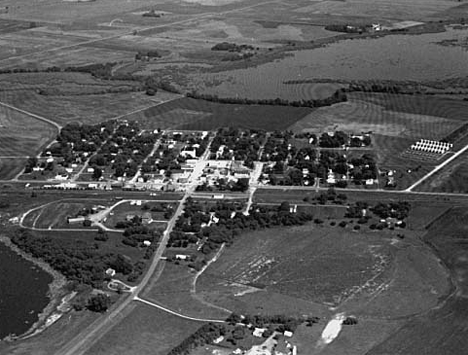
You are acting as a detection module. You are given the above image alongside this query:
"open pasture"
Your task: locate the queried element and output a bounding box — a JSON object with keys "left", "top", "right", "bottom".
{"left": 197, "top": 225, "right": 393, "bottom": 307}
{"left": 85, "top": 303, "right": 202, "bottom": 355}
{"left": 365, "top": 207, "right": 468, "bottom": 355}
{"left": 142, "top": 262, "right": 230, "bottom": 320}
{"left": 0, "top": 105, "right": 56, "bottom": 156}
{"left": 126, "top": 97, "right": 313, "bottom": 130}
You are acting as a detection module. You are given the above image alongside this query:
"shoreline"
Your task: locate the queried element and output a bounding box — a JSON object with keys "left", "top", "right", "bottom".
{"left": 0, "top": 235, "right": 68, "bottom": 342}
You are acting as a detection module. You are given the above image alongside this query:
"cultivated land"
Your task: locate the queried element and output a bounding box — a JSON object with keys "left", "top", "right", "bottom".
{"left": 1, "top": 0, "right": 468, "bottom": 354}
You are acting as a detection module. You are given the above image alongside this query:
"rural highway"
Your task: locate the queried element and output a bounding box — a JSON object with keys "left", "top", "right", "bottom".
{"left": 405, "top": 143, "right": 468, "bottom": 191}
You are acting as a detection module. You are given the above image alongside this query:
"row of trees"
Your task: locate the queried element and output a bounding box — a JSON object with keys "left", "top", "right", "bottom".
{"left": 186, "top": 88, "right": 347, "bottom": 108}
{"left": 168, "top": 199, "right": 313, "bottom": 257}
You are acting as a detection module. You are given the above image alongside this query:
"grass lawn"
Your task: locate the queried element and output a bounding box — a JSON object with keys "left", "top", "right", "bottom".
{"left": 84, "top": 303, "right": 203, "bottom": 355}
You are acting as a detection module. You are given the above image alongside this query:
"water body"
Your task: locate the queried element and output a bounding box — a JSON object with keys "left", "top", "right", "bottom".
{"left": 0, "top": 242, "right": 52, "bottom": 339}
{"left": 193, "top": 27, "right": 468, "bottom": 100}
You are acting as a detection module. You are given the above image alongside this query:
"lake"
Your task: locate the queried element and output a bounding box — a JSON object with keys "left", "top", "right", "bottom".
{"left": 191, "top": 27, "right": 468, "bottom": 100}
{"left": 0, "top": 241, "right": 52, "bottom": 339}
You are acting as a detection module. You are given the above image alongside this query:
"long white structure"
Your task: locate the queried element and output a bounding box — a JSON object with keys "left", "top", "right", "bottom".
{"left": 410, "top": 139, "right": 453, "bottom": 154}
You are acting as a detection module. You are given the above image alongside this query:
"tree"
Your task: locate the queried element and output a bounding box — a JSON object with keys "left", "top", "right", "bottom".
{"left": 279, "top": 201, "right": 290, "bottom": 212}
{"left": 92, "top": 167, "right": 102, "bottom": 180}
{"left": 87, "top": 294, "right": 111, "bottom": 312}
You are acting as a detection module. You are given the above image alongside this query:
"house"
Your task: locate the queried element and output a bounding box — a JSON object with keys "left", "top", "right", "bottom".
{"left": 175, "top": 254, "right": 188, "bottom": 260}
{"left": 365, "top": 178, "right": 375, "bottom": 185}
{"left": 87, "top": 167, "right": 94, "bottom": 173}
{"left": 283, "top": 330, "right": 293, "bottom": 338}
{"left": 180, "top": 149, "right": 197, "bottom": 159}
{"left": 143, "top": 240, "right": 152, "bottom": 247}
{"left": 253, "top": 328, "right": 266, "bottom": 337}
{"left": 105, "top": 268, "right": 116, "bottom": 277}
{"left": 142, "top": 212, "right": 152, "bottom": 224}
{"left": 213, "top": 336, "right": 224, "bottom": 344}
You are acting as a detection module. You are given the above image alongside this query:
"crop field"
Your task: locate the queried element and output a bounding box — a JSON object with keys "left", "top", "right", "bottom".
{"left": 0, "top": 90, "right": 164, "bottom": 126}
{"left": 85, "top": 303, "right": 202, "bottom": 355}
{"left": 126, "top": 97, "right": 313, "bottom": 130}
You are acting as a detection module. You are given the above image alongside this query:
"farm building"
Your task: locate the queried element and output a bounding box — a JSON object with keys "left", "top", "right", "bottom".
{"left": 67, "top": 216, "right": 85, "bottom": 224}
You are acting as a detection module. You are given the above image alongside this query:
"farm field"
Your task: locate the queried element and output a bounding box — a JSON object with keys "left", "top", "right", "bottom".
{"left": 84, "top": 303, "right": 203, "bottom": 355}
{"left": 125, "top": 97, "right": 313, "bottom": 130}
{"left": 0, "top": 158, "right": 26, "bottom": 180}
{"left": 0, "top": 105, "right": 56, "bottom": 156}
{"left": 0, "top": 90, "right": 172, "bottom": 126}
